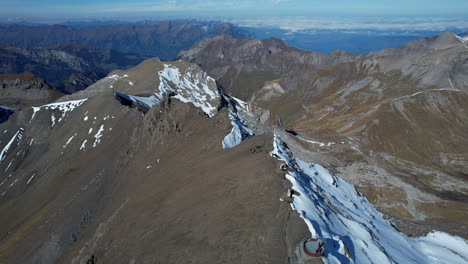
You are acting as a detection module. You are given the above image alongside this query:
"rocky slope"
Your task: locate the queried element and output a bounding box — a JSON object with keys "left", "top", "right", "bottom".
{"left": 0, "top": 54, "right": 466, "bottom": 264}
{"left": 180, "top": 32, "right": 468, "bottom": 237}
{"left": 0, "top": 22, "right": 250, "bottom": 61}
{"left": 179, "top": 34, "right": 356, "bottom": 100}
{"left": 0, "top": 58, "right": 310, "bottom": 263}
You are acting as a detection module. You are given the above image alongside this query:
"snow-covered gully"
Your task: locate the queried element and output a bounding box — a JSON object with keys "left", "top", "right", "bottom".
{"left": 221, "top": 96, "right": 254, "bottom": 149}
{"left": 271, "top": 135, "right": 468, "bottom": 264}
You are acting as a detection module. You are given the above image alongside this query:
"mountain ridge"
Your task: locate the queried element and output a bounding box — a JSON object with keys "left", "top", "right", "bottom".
{"left": 0, "top": 30, "right": 467, "bottom": 263}
{"left": 179, "top": 31, "right": 468, "bottom": 237}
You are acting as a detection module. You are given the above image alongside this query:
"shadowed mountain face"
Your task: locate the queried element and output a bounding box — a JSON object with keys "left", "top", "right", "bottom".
{"left": 180, "top": 32, "right": 468, "bottom": 236}
{"left": 0, "top": 43, "right": 150, "bottom": 95}
{"left": 0, "top": 22, "right": 251, "bottom": 61}
{"left": 0, "top": 72, "right": 63, "bottom": 119}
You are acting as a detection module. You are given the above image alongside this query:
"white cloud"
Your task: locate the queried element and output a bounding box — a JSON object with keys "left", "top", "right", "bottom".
{"left": 226, "top": 16, "right": 468, "bottom": 32}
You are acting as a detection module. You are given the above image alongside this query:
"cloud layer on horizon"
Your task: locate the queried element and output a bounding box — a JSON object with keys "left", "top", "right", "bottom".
{"left": 227, "top": 16, "right": 468, "bottom": 32}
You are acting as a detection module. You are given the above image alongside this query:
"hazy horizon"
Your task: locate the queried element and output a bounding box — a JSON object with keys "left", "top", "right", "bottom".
{"left": 2, "top": 0, "right": 468, "bottom": 19}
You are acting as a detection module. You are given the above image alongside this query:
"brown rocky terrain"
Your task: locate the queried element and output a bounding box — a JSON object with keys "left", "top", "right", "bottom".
{"left": 178, "top": 34, "right": 356, "bottom": 100}
{"left": 180, "top": 32, "right": 468, "bottom": 238}
{"left": 0, "top": 32, "right": 467, "bottom": 264}
{"left": 0, "top": 59, "right": 308, "bottom": 263}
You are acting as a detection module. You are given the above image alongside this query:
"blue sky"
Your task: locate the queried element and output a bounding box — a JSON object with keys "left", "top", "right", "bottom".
{"left": 2, "top": 0, "right": 468, "bottom": 18}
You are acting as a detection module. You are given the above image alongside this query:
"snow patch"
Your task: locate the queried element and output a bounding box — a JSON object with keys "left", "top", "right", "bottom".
{"left": 114, "top": 64, "right": 220, "bottom": 117}
{"left": 115, "top": 93, "right": 161, "bottom": 109}
{"left": 63, "top": 133, "right": 77, "bottom": 148}
{"left": 5, "top": 159, "right": 13, "bottom": 172}
{"left": 8, "top": 178, "right": 18, "bottom": 188}
{"left": 298, "top": 136, "right": 326, "bottom": 147}
{"left": 30, "top": 99, "right": 88, "bottom": 124}
{"left": 159, "top": 64, "right": 219, "bottom": 117}
{"left": 222, "top": 99, "right": 254, "bottom": 149}
{"left": 51, "top": 113, "right": 56, "bottom": 127}
{"left": 107, "top": 74, "right": 130, "bottom": 88}
{"left": 272, "top": 135, "right": 468, "bottom": 264}
{"left": 455, "top": 34, "right": 468, "bottom": 48}
{"left": 93, "top": 125, "right": 104, "bottom": 147}
{"left": 391, "top": 88, "right": 461, "bottom": 103}
{"left": 0, "top": 128, "right": 24, "bottom": 163}
{"left": 27, "top": 173, "right": 36, "bottom": 184}
{"left": 80, "top": 140, "right": 87, "bottom": 151}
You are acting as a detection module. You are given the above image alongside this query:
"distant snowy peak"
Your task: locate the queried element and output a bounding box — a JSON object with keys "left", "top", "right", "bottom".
{"left": 158, "top": 64, "right": 220, "bottom": 117}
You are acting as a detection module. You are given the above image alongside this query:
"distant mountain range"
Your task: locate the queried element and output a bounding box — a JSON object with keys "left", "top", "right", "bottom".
{"left": 0, "top": 43, "right": 150, "bottom": 99}
{"left": 0, "top": 22, "right": 251, "bottom": 60}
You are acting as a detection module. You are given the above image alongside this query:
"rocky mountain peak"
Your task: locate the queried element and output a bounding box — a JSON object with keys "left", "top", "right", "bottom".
{"left": 369, "top": 32, "right": 466, "bottom": 58}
